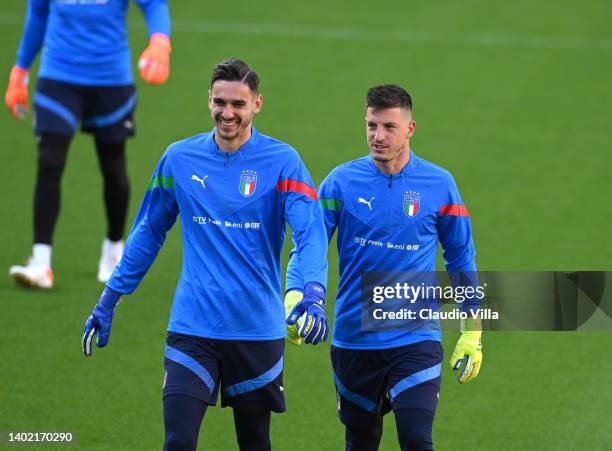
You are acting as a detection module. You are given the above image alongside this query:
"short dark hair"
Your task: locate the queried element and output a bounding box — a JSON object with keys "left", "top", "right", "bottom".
{"left": 366, "top": 84, "right": 412, "bottom": 112}
{"left": 210, "top": 58, "right": 260, "bottom": 93}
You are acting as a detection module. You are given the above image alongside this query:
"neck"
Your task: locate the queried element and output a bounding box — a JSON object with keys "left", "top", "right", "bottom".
{"left": 214, "top": 126, "right": 252, "bottom": 152}
{"left": 373, "top": 144, "right": 410, "bottom": 174}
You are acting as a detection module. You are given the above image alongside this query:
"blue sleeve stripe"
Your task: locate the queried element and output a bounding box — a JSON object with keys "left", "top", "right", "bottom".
{"left": 83, "top": 93, "right": 137, "bottom": 128}
{"left": 388, "top": 363, "right": 441, "bottom": 401}
{"left": 33, "top": 93, "right": 77, "bottom": 131}
{"left": 164, "top": 345, "right": 215, "bottom": 393}
{"left": 333, "top": 370, "right": 378, "bottom": 413}
{"left": 223, "top": 356, "right": 284, "bottom": 397}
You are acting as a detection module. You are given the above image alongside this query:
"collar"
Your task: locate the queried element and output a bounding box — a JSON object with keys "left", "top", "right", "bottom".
{"left": 203, "top": 126, "right": 260, "bottom": 156}
{"left": 367, "top": 149, "right": 417, "bottom": 176}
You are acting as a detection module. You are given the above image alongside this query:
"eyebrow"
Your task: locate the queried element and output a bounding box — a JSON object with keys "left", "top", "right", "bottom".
{"left": 212, "top": 97, "right": 248, "bottom": 105}
{"left": 367, "top": 121, "right": 397, "bottom": 126}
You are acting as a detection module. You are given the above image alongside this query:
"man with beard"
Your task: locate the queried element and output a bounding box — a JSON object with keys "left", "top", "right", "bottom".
{"left": 82, "top": 58, "right": 329, "bottom": 451}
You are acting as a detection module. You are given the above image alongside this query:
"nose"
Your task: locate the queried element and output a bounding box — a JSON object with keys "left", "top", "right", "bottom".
{"left": 221, "top": 105, "right": 234, "bottom": 118}
{"left": 374, "top": 128, "right": 385, "bottom": 142}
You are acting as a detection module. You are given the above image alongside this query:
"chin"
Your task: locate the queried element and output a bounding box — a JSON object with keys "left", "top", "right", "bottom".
{"left": 372, "top": 154, "right": 392, "bottom": 162}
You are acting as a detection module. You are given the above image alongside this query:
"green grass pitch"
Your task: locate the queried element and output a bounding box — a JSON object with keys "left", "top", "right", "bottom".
{"left": 1, "top": 0, "right": 611, "bottom": 449}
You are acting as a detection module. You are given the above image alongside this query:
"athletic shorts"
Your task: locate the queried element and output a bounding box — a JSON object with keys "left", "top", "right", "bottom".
{"left": 163, "top": 332, "right": 286, "bottom": 413}
{"left": 331, "top": 340, "right": 443, "bottom": 426}
{"left": 33, "top": 78, "right": 136, "bottom": 142}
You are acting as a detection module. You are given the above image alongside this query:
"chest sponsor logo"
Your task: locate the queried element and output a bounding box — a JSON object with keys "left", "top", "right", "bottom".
{"left": 354, "top": 236, "right": 420, "bottom": 251}
{"left": 239, "top": 170, "right": 257, "bottom": 197}
{"left": 403, "top": 191, "right": 421, "bottom": 218}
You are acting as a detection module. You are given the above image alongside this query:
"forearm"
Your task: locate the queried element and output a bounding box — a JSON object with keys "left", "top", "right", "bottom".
{"left": 107, "top": 218, "right": 168, "bottom": 294}
{"left": 16, "top": 0, "right": 49, "bottom": 69}
{"left": 138, "top": 0, "right": 171, "bottom": 37}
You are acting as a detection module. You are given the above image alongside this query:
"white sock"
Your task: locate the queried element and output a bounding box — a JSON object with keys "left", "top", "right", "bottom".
{"left": 103, "top": 239, "right": 124, "bottom": 257}
{"left": 32, "top": 244, "right": 52, "bottom": 267}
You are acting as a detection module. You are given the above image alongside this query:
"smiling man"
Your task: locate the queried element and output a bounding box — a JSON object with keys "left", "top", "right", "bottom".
{"left": 82, "top": 58, "right": 329, "bottom": 451}
{"left": 286, "top": 85, "right": 482, "bottom": 450}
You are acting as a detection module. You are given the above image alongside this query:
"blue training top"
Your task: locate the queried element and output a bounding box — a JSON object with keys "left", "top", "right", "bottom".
{"left": 286, "top": 152, "right": 477, "bottom": 350}
{"left": 108, "top": 127, "right": 328, "bottom": 340}
{"left": 15, "top": 0, "right": 170, "bottom": 86}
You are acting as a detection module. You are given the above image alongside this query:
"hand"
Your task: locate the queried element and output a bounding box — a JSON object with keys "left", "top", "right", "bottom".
{"left": 286, "top": 282, "right": 328, "bottom": 345}
{"left": 138, "top": 33, "right": 171, "bottom": 85}
{"left": 82, "top": 287, "right": 122, "bottom": 356}
{"left": 284, "top": 290, "right": 304, "bottom": 346}
{"left": 5, "top": 65, "right": 29, "bottom": 120}
{"left": 449, "top": 330, "right": 483, "bottom": 384}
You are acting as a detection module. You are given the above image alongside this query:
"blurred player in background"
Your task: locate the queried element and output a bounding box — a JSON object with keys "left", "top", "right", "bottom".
{"left": 82, "top": 59, "right": 329, "bottom": 451}
{"left": 6, "top": 0, "right": 172, "bottom": 288}
{"left": 285, "top": 85, "right": 483, "bottom": 450}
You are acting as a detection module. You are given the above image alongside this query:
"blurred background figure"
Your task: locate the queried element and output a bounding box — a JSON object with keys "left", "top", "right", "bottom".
{"left": 5, "top": 0, "right": 172, "bottom": 289}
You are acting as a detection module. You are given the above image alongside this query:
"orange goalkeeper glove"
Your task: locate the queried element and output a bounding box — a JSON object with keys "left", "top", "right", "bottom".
{"left": 5, "top": 65, "right": 29, "bottom": 120}
{"left": 138, "top": 33, "right": 171, "bottom": 85}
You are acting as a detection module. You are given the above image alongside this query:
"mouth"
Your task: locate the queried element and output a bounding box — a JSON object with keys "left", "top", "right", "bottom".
{"left": 217, "top": 117, "right": 240, "bottom": 129}
{"left": 372, "top": 144, "right": 387, "bottom": 152}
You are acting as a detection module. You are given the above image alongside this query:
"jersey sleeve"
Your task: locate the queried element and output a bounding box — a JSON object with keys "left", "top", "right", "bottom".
{"left": 437, "top": 173, "right": 478, "bottom": 312}
{"left": 134, "top": 0, "right": 171, "bottom": 37}
{"left": 15, "top": 0, "right": 49, "bottom": 69}
{"left": 107, "top": 150, "right": 178, "bottom": 294}
{"left": 279, "top": 150, "right": 328, "bottom": 290}
{"left": 285, "top": 169, "right": 340, "bottom": 292}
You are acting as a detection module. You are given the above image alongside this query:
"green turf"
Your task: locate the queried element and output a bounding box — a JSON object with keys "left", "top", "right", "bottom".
{"left": 1, "top": 0, "right": 611, "bottom": 449}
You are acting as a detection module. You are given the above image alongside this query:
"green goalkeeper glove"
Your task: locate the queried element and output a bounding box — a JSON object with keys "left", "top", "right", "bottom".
{"left": 449, "top": 318, "right": 483, "bottom": 384}
{"left": 284, "top": 290, "right": 303, "bottom": 346}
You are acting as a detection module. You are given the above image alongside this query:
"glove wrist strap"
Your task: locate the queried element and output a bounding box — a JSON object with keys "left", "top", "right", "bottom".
{"left": 303, "top": 281, "right": 326, "bottom": 304}
{"left": 98, "top": 286, "right": 122, "bottom": 310}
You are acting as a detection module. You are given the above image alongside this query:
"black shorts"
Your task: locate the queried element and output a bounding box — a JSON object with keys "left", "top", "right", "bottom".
{"left": 163, "top": 332, "right": 286, "bottom": 413}
{"left": 33, "top": 78, "right": 136, "bottom": 142}
{"left": 331, "top": 340, "right": 443, "bottom": 426}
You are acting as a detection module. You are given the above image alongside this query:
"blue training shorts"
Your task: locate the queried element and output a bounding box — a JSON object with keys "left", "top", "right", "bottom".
{"left": 331, "top": 340, "right": 443, "bottom": 426}
{"left": 163, "top": 332, "right": 286, "bottom": 413}
{"left": 33, "top": 78, "right": 136, "bottom": 142}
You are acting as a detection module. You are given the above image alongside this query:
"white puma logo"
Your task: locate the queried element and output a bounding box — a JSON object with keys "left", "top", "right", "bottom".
{"left": 358, "top": 196, "right": 374, "bottom": 210}
{"left": 191, "top": 174, "right": 208, "bottom": 188}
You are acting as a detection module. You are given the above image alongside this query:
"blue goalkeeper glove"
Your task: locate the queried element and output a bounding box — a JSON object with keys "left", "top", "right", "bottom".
{"left": 82, "top": 287, "right": 122, "bottom": 356}
{"left": 286, "top": 282, "right": 328, "bottom": 345}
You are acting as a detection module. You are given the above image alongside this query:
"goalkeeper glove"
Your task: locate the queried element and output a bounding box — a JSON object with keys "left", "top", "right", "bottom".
{"left": 5, "top": 65, "right": 28, "bottom": 120}
{"left": 138, "top": 33, "right": 171, "bottom": 85}
{"left": 82, "top": 287, "right": 122, "bottom": 356}
{"left": 284, "top": 290, "right": 304, "bottom": 346}
{"left": 449, "top": 318, "right": 483, "bottom": 384}
{"left": 286, "top": 282, "right": 328, "bottom": 345}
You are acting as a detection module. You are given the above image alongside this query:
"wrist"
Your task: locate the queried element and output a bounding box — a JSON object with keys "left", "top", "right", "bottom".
{"left": 98, "top": 286, "right": 122, "bottom": 310}
{"left": 303, "top": 282, "right": 325, "bottom": 304}
{"left": 9, "top": 65, "right": 28, "bottom": 83}
{"left": 149, "top": 33, "right": 171, "bottom": 51}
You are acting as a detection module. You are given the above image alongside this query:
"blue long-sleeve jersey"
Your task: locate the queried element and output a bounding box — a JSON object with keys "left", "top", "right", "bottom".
{"left": 15, "top": 0, "right": 170, "bottom": 86}
{"left": 286, "top": 152, "right": 477, "bottom": 350}
{"left": 108, "top": 127, "right": 328, "bottom": 340}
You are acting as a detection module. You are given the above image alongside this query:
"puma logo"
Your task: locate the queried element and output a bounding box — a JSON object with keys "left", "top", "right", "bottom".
{"left": 358, "top": 196, "right": 374, "bottom": 210}
{"left": 191, "top": 174, "right": 208, "bottom": 188}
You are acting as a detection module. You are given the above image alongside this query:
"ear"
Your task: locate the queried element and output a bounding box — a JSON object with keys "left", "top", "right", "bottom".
{"left": 407, "top": 120, "right": 416, "bottom": 139}
{"left": 207, "top": 89, "right": 213, "bottom": 110}
{"left": 253, "top": 93, "right": 263, "bottom": 114}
